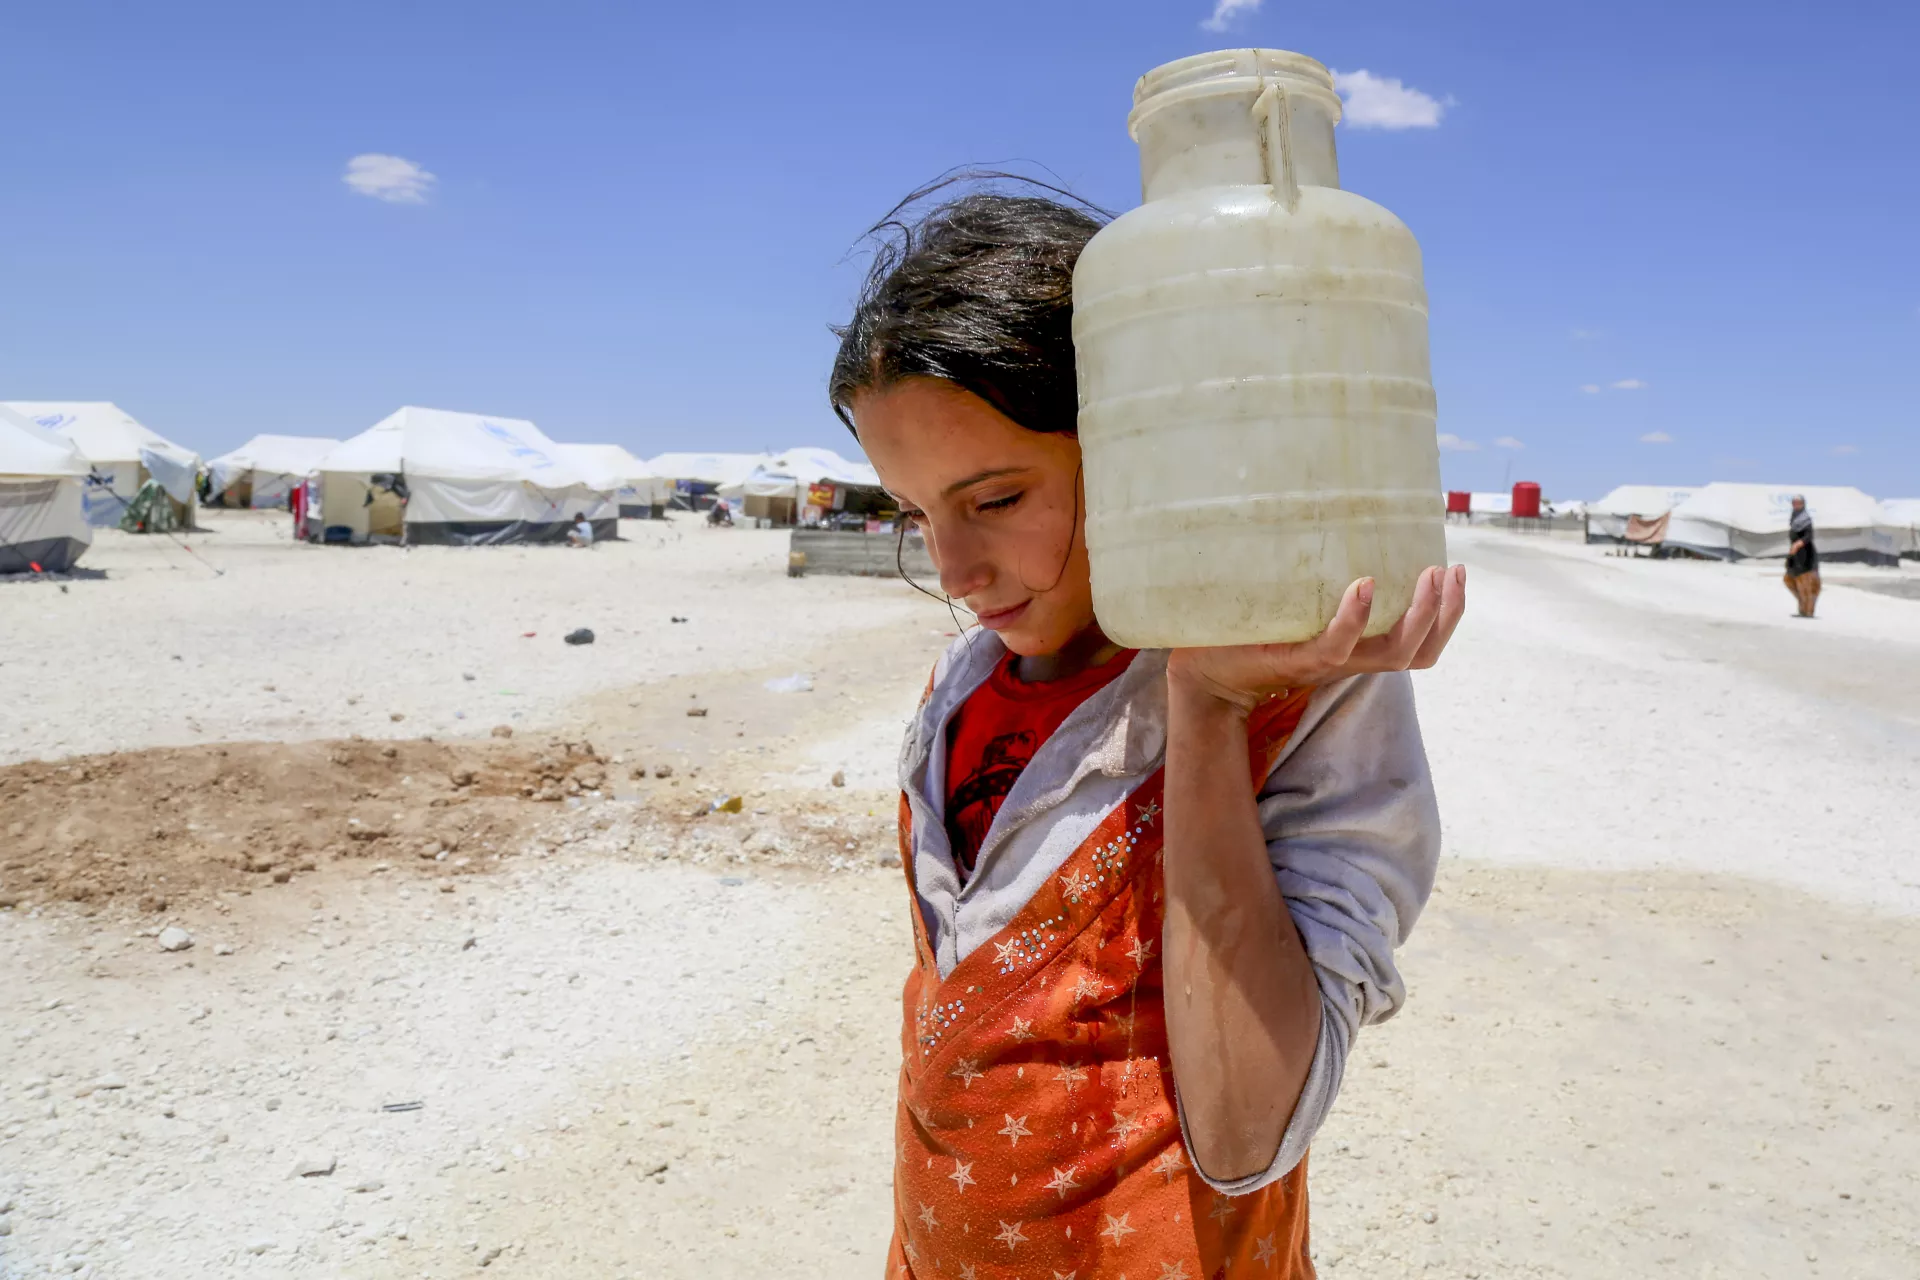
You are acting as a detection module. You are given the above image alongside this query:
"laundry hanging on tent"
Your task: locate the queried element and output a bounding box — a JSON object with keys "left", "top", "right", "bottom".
{"left": 120, "top": 479, "right": 190, "bottom": 533}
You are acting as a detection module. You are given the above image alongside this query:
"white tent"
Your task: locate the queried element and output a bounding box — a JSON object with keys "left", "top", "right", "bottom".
{"left": 715, "top": 445, "right": 886, "bottom": 514}
{"left": 3, "top": 401, "right": 200, "bottom": 527}
{"left": 206, "top": 434, "right": 340, "bottom": 509}
{"left": 646, "top": 451, "right": 774, "bottom": 489}
{"left": 1665, "top": 483, "right": 1892, "bottom": 564}
{"left": 1586, "top": 485, "right": 1698, "bottom": 542}
{"left": 1877, "top": 499, "right": 1920, "bottom": 558}
{"left": 768, "top": 445, "right": 882, "bottom": 489}
{"left": 0, "top": 405, "right": 92, "bottom": 572}
{"left": 311, "top": 406, "right": 619, "bottom": 545}
{"left": 556, "top": 444, "right": 670, "bottom": 516}
{"left": 1467, "top": 491, "right": 1510, "bottom": 523}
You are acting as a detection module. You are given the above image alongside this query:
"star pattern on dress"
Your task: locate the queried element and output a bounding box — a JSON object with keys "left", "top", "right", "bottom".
{"left": 1151, "top": 1146, "right": 1188, "bottom": 1183}
{"left": 1208, "top": 1193, "right": 1236, "bottom": 1225}
{"left": 998, "top": 1113, "right": 1033, "bottom": 1147}
{"left": 1007, "top": 1015, "right": 1036, "bottom": 1042}
{"left": 1070, "top": 974, "right": 1106, "bottom": 1006}
{"left": 958, "top": 1266, "right": 979, "bottom": 1280}
{"left": 1053, "top": 1062, "right": 1089, "bottom": 1095}
{"left": 993, "top": 939, "right": 1021, "bottom": 967}
{"left": 947, "top": 1158, "right": 977, "bottom": 1193}
{"left": 1157, "top": 1262, "right": 1191, "bottom": 1280}
{"left": 995, "top": 1220, "right": 1028, "bottom": 1252}
{"left": 1099, "top": 1212, "right": 1137, "bottom": 1246}
{"left": 1054, "top": 1272, "right": 1078, "bottom": 1280}
{"left": 1107, "top": 1010, "right": 1137, "bottom": 1038}
{"left": 1253, "top": 1233, "right": 1279, "bottom": 1267}
{"left": 1107, "top": 1109, "right": 1144, "bottom": 1148}
{"left": 903, "top": 1239, "right": 919, "bottom": 1263}
{"left": 1043, "top": 1165, "right": 1081, "bottom": 1199}
{"left": 1061, "top": 869, "right": 1094, "bottom": 904}
{"left": 1135, "top": 799, "right": 1161, "bottom": 827}
{"left": 949, "top": 1057, "right": 984, "bottom": 1089}
{"left": 918, "top": 1202, "right": 940, "bottom": 1232}
{"left": 1126, "top": 935, "right": 1156, "bottom": 968}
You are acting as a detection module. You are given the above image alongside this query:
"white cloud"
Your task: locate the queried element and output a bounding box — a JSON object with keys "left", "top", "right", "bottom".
{"left": 1610, "top": 378, "right": 1648, "bottom": 391}
{"left": 1493, "top": 436, "right": 1525, "bottom": 450}
{"left": 1332, "top": 70, "right": 1446, "bottom": 130}
{"left": 1436, "top": 432, "right": 1480, "bottom": 452}
{"left": 1831, "top": 443, "right": 1859, "bottom": 456}
{"left": 1579, "top": 384, "right": 1601, "bottom": 395}
{"left": 343, "top": 153, "right": 437, "bottom": 204}
{"left": 1201, "top": 0, "right": 1260, "bottom": 31}
{"left": 1640, "top": 431, "right": 1672, "bottom": 444}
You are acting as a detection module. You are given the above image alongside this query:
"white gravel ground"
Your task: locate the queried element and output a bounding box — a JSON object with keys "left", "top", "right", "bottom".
{"left": 3, "top": 516, "right": 1917, "bottom": 1279}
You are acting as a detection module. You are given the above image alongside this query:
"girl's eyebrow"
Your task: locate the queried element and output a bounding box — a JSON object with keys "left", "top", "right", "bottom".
{"left": 941, "top": 467, "right": 1028, "bottom": 499}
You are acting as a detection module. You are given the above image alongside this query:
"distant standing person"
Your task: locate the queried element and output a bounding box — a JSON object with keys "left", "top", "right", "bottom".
{"left": 1785, "top": 495, "right": 1819, "bottom": 617}
{"left": 566, "top": 511, "right": 594, "bottom": 548}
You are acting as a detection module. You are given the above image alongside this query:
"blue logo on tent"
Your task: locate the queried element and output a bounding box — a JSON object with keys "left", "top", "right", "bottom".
{"left": 478, "top": 420, "right": 553, "bottom": 470}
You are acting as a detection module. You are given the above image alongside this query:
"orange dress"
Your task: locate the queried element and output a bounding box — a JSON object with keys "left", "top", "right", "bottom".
{"left": 887, "top": 690, "right": 1318, "bottom": 1280}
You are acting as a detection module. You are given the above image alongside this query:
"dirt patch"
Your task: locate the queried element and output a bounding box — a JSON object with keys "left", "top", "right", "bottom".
{"left": 0, "top": 734, "right": 899, "bottom": 915}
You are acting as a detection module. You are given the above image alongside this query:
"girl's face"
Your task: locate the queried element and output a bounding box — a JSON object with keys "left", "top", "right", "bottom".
{"left": 852, "top": 378, "right": 1095, "bottom": 656}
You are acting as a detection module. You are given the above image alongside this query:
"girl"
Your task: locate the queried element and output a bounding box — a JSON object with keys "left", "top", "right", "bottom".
{"left": 830, "top": 185, "right": 1465, "bottom": 1279}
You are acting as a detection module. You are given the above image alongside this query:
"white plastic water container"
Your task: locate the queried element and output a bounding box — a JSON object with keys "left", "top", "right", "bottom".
{"left": 1073, "top": 48, "right": 1447, "bottom": 647}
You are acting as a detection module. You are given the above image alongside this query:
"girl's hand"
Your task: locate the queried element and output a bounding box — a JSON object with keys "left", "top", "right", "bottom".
{"left": 1166, "top": 564, "right": 1467, "bottom": 712}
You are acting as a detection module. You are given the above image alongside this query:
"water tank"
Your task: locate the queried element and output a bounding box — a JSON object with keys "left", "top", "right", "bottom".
{"left": 1073, "top": 48, "right": 1447, "bottom": 647}
{"left": 1511, "top": 482, "right": 1542, "bottom": 520}
{"left": 1446, "top": 490, "right": 1471, "bottom": 516}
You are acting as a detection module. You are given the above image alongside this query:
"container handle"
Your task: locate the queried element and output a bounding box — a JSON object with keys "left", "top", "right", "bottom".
{"left": 1253, "top": 79, "right": 1299, "bottom": 212}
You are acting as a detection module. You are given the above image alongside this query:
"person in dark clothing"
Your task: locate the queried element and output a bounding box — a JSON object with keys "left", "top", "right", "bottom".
{"left": 1785, "top": 495, "right": 1820, "bottom": 617}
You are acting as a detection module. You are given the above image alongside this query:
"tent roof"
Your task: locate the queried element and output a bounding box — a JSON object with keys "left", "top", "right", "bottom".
{"left": 557, "top": 443, "right": 654, "bottom": 486}
{"left": 0, "top": 404, "right": 90, "bottom": 478}
{"left": 768, "top": 445, "right": 882, "bottom": 489}
{"left": 4, "top": 401, "right": 199, "bottom": 469}
{"left": 1469, "top": 492, "right": 1511, "bottom": 515}
{"left": 1589, "top": 485, "right": 1698, "bottom": 518}
{"left": 207, "top": 434, "right": 340, "bottom": 484}
{"left": 646, "top": 451, "right": 774, "bottom": 486}
{"left": 318, "top": 407, "right": 614, "bottom": 489}
{"left": 1669, "top": 483, "right": 1882, "bottom": 534}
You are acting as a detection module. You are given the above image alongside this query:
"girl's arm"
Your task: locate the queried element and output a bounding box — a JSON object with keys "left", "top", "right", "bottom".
{"left": 1162, "top": 683, "right": 1321, "bottom": 1180}
{"left": 1162, "top": 566, "right": 1465, "bottom": 1183}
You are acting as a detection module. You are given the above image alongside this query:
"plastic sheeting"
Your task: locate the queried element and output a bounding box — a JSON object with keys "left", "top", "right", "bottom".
{"left": 0, "top": 476, "right": 91, "bottom": 573}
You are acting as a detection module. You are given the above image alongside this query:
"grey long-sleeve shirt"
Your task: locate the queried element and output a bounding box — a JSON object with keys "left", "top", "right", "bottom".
{"left": 898, "top": 635, "right": 1440, "bottom": 1195}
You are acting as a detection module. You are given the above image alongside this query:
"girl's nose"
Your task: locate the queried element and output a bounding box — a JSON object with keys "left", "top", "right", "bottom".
{"left": 928, "top": 520, "right": 991, "bottom": 603}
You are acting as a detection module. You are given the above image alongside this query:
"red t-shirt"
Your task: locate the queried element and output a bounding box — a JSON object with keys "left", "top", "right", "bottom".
{"left": 944, "top": 648, "right": 1138, "bottom": 879}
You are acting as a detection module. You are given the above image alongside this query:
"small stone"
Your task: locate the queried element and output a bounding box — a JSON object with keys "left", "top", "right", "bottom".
{"left": 0, "top": 1215, "right": 12, "bottom": 1236}
{"left": 831, "top": 770, "right": 846, "bottom": 788}
{"left": 685, "top": 706, "right": 708, "bottom": 717}
{"left": 245, "top": 1239, "right": 273, "bottom": 1255}
{"left": 1420, "top": 1209, "right": 1437, "bottom": 1224}
{"left": 653, "top": 764, "right": 673, "bottom": 778}
{"left": 876, "top": 851, "right": 902, "bottom": 869}
{"left": 156, "top": 927, "right": 194, "bottom": 953}
{"left": 351, "top": 1179, "right": 385, "bottom": 1194}
{"left": 212, "top": 942, "right": 234, "bottom": 956}
{"left": 390, "top": 712, "right": 405, "bottom": 722}
{"left": 462, "top": 673, "right": 476, "bottom": 681}
{"left": 490, "top": 725, "right": 513, "bottom": 739}
{"left": 563, "top": 628, "right": 595, "bottom": 646}
{"left": 714, "top": 795, "right": 743, "bottom": 814}
{"left": 479, "top": 1245, "right": 504, "bottom": 1267}
{"left": 265, "top": 1098, "right": 282, "bottom": 1111}
{"left": 291, "top": 1152, "right": 336, "bottom": 1177}
{"left": 92, "top": 1073, "right": 128, "bottom": 1091}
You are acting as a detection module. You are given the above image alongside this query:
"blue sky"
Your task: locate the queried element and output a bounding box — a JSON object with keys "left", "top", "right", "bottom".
{"left": 3, "top": 0, "right": 1916, "bottom": 500}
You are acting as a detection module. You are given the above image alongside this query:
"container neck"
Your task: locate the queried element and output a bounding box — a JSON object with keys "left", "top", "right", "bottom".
{"left": 1129, "top": 53, "right": 1342, "bottom": 202}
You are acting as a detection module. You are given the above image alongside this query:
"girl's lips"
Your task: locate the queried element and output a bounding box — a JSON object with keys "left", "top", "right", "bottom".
{"left": 973, "top": 600, "right": 1031, "bottom": 630}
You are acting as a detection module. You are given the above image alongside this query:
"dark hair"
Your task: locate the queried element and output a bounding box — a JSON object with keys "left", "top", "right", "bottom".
{"left": 829, "top": 174, "right": 1110, "bottom": 438}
